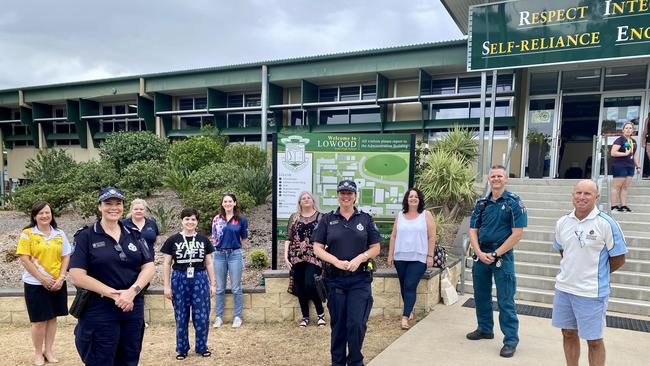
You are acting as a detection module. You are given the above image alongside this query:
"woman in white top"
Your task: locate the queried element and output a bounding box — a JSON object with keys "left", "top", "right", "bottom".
{"left": 387, "top": 188, "right": 436, "bottom": 330}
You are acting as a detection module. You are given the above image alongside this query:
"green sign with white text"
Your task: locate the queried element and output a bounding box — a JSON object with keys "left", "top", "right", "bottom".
{"left": 468, "top": 0, "right": 650, "bottom": 71}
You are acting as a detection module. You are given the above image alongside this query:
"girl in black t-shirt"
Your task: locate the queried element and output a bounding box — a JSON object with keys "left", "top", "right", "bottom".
{"left": 161, "top": 208, "right": 215, "bottom": 360}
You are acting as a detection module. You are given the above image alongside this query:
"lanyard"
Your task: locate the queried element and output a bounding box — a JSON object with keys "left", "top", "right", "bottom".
{"left": 180, "top": 232, "right": 197, "bottom": 268}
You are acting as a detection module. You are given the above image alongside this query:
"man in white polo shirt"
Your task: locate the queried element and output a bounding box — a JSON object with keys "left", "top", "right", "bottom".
{"left": 551, "top": 179, "right": 627, "bottom": 366}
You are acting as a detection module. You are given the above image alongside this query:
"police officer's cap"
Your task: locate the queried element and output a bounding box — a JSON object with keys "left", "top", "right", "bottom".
{"left": 337, "top": 180, "right": 357, "bottom": 193}
{"left": 98, "top": 187, "right": 125, "bottom": 202}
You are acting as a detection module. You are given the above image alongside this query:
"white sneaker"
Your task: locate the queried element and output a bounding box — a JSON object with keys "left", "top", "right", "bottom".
{"left": 213, "top": 317, "right": 223, "bottom": 328}
{"left": 232, "top": 316, "right": 243, "bottom": 328}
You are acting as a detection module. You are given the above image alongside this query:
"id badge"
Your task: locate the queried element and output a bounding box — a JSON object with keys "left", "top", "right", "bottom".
{"left": 187, "top": 267, "right": 194, "bottom": 278}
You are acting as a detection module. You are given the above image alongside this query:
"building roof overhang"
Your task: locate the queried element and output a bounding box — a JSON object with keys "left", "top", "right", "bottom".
{"left": 440, "top": 0, "right": 501, "bottom": 35}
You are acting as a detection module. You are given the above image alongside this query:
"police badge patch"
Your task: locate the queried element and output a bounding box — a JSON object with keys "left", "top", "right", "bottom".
{"left": 356, "top": 223, "right": 364, "bottom": 231}
{"left": 128, "top": 243, "right": 138, "bottom": 252}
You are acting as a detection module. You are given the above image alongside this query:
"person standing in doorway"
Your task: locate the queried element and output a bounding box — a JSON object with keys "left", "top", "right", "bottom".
{"left": 610, "top": 121, "right": 640, "bottom": 212}
{"left": 551, "top": 180, "right": 627, "bottom": 366}
{"left": 466, "top": 165, "right": 527, "bottom": 358}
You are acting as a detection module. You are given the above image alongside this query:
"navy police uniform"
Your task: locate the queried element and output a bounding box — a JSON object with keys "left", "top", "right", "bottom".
{"left": 69, "top": 221, "right": 153, "bottom": 366}
{"left": 469, "top": 190, "right": 527, "bottom": 348}
{"left": 311, "top": 207, "right": 381, "bottom": 366}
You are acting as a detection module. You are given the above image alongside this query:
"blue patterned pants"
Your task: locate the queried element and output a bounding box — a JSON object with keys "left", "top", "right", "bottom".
{"left": 171, "top": 269, "right": 211, "bottom": 354}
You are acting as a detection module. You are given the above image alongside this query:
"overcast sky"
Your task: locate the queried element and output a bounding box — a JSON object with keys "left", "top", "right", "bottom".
{"left": 0, "top": 0, "right": 462, "bottom": 90}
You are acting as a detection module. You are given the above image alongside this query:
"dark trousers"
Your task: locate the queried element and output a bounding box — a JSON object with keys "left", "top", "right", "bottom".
{"left": 325, "top": 272, "right": 373, "bottom": 366}
{"left": 293, "top": 261, "right": 324, "bottom": 318}
{"left": 171, "top": 270, "right": 211, "bottom": 354}
{"left": 472, "top": 250, "right": 519, "bottom": 347}
{"left": 394, "top": 260, "right": 427, "bottom": 317}
{"left": 74, "top": 297, "right": 145, "bottom": 366}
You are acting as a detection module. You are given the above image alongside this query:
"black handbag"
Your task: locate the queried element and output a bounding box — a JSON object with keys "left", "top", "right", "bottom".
{"left": 69, "top": 288, "right": 93, "bottom": 319}
{"left": 432, "top": 246, "right": 448, "bottom": 268}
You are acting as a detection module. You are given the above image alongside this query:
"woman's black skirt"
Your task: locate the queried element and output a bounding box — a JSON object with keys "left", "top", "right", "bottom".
{"left": 24, "top": 282, "right": 69, "bottom": 322}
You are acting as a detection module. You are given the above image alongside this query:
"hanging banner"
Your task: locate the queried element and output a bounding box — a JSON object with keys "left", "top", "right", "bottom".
{"left": 468, "top": 0, "right": 650, "bottom": 71}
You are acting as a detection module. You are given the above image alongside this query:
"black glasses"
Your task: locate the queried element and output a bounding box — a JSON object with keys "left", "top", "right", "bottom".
{"left": 114, "top": 243, "right": 127, "bottom": 261}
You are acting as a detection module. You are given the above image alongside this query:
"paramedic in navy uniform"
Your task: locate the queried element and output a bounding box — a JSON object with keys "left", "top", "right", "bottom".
{"left": 312, "top": 180, "right": 381, "bottom": 366}
{"left": 69, "top": 187, "right": 155, "bottom": 366}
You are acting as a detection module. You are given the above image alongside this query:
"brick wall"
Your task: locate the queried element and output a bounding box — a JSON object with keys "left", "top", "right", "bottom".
{"left": 0, "top": 261, "right": 460, "bottom": 325}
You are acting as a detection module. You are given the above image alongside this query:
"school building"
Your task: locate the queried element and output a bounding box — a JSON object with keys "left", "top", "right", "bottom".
{"left": 1, "top": 0, "right": 649, "bottom": 191}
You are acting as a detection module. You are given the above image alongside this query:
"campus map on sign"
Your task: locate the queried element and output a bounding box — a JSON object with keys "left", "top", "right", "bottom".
{"left": 275, "top": 133, "right": 414, "bottom": 222}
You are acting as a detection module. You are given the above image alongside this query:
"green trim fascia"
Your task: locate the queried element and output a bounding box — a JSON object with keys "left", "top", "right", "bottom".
{"left": 268, "top": 43, "right": 467, "bottom": 81}
{"left": 145, "top": 68, "right": 261, "bottom": 92}
{"left": 4, "top": 134, "right": 34, "bottom": 141}
{"left": 268, "top": 83, "right": 283, "bottom": 106}
{"left": 20, "top": 106, "right": 39, "bottom": 146}
{"left": 383, "top": 120, "right": 424, "bottom": 131}
{"left": 45, "top": 133, "right": 80, "bottom": 141}
{"left": 166, "top": 128, "right": 203, "bottom": 137}
{"left": 137, "top": 96, "right": 155, "bottom": 132}
{"left": 0, "top": 107, "right": 13, "bottom": 148}
{"left": 419, "top": 69, "right": 432, "bottom": 98}
{"left": 0, "top": 91, "right": 18, "bottom": 106}
{"left": 423, "top": 117, "right": 516, "bottom": 130}
{"left": 376, "top": 73, "right": 388, "bottom": 100}
{"left": 80, "top": 99, "right": 100, "bottom": 148}
{"left": 66, "top": 100, "right": 86, "bottom": 148}
{"left": 207, "top": 88, "right": 226, "bottom": 109}
{"left": 154, "top": 92, "right": 173, "bottom": 113}
{"left": 24, "top": 79, "right": 139, "bottom": 103}
{"left": 301, "top": 80, "right": 317, "bottom": 103}
{"left": 33, "top": 102, "right": 53, "bottom": 147}
{"left": 312, "top": 122, "right": 382, "bottom": 133}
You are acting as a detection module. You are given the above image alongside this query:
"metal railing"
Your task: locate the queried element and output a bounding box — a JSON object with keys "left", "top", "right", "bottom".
{"left": 459, "top": 233, "right": 470, "bottom": 295}
{"left": 591, "top": 134, "right": 612, "bottom": 215}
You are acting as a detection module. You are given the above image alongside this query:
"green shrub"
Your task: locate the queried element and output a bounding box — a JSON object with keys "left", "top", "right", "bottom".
{"left": 414, "top": 140, "right": 432, "bottom": 182}
{"left": 118, "top": 160, "right": 164, "bottom": 196}
{"left": 99, "top": 131, "right": 169, "bottom": 173}
{"left": 238, "top": 166, "right": 271, "bottom": 205}
{"left": 168, "top": 135, "right": 227, "bottom": 172}
{"left": 189, "top": 163, "right": 241, "bottom": 191}
{"left": 418, "top": 150, "right": 477, "bottom": 220}
{"left": 24, "top": 149, "right": 78, "bottom": 183}
{"left": 73, "top": 160, "right": 119, "bottom": 192}
{"left": 9, "top": 183, "right": 77, "bottom": 214}
{"left": 432, "top": 125, "right": 478, "bottom": 164}
{"left": 147, "top": 203, "right": 178, "bottom": 235}
{"left": 162, "top": 163, "right": 192, "bottom": 194}
{"left": 181, "top": 188, "right": 255, "bottom": 233}
{"left": 223, "top": 144, "right": 268, "bottom": 169}
{"left": 249, "top": 248, "right": 269, "bottom": 269}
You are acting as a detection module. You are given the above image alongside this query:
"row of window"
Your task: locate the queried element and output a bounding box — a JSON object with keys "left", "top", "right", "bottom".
{"left": 530, "top": 65, "right": 649, "bottom": 95}
{"left": 421, "top": 74, "right": 514, "bottom": 96}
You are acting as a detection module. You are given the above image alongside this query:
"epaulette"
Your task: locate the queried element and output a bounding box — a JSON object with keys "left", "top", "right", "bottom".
{"left": 73, "top": 225, "right": 89, "bottom": 237}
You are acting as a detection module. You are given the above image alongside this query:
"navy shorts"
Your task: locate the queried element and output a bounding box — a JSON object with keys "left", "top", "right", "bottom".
{"left": 612, "top": 165, "right": 634, "bottom": 178}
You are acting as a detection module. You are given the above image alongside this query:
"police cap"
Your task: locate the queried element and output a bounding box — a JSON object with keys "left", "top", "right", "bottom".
{"left": 98, "top": 187, "right": 125, "bottom": 202}
{"left": 337, "top": 180, "right": 357, "bottom": 193}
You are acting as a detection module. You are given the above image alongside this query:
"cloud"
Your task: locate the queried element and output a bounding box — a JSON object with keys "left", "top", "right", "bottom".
{"left": 0, "top": 0, "right": 462, "bottom": 89}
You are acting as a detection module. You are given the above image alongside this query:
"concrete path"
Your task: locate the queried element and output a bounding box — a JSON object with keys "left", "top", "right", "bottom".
{"left": 368, "top": 295, "right": 649, "bottom": 366}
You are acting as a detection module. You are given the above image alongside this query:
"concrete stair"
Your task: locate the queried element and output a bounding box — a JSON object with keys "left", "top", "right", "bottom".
{"left": 461, "top": 178, "right": 650, "bottom": 316}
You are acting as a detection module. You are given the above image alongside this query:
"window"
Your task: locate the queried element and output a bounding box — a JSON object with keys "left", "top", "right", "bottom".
{"left": 177, "top": 96, "right": 212, "bottom": 129}
{"left": 226, "top": 112, "right": 272, "bottom": 128}
{"left": 100, "top": 103, "right": 143, "bottom": 133}
{"left": 561, "top": 69, "right": 601, "bottom": 93}
{"left": 530, "top": 72, "right": 559, "bottom": 95}
{"left": 458, "top": 77, "right": 482, "bottom": 94}
{"left": 431, "top": 103, "right": 469, "bottom": 119}
{"left": 431, "top": 79, "right": 456, "bottom": 95}
{"left": 245, "top": 94, "right": 261, "bottom": 107}
{"left": 431, "top": 99, "right": 513, "bottom": 120}
{"left": 319, "top": 107, "right": 381, "bottom": 125}
{"left": 469, "top": 101, "right": 511, "bottom": 118}
{"left": 318, "top": 84, "right": 376, "bottom": 102}
{"left": 319, "top": 88, "right": 338, "bottom": 102}
{"left": 340, "top": 86, "right": 360, "bottom": 101}
{"left": 604, "top": 65, "right": 647, "bottom": 91}
{"left": 227, "top": 94, "right": 244, "bottom": 107}
{"left": 290, "top": 110, "right": 305, "bottom": 126}
{"left": 362, "top": 85, "right": 377, "bottom": 100}
{"left": 10, "top": 123, "right": 34, "bottom": 147}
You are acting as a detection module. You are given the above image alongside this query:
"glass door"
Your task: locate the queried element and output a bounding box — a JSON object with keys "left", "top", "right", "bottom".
{"left": 524, "top": 97, "right": 559, "bottom": 178}
{"left": 598, "top": 93, "right": 645, "bottom": 177}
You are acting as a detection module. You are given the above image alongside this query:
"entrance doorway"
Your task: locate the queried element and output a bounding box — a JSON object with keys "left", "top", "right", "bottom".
{"left": 557, "top": 95, "right": 600, "bottom": 179}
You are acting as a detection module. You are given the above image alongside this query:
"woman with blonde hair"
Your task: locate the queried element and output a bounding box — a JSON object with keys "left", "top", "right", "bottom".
{"left": 284, "top": 191, "right": 325, "bottom": 327}
{"left": 610, "top": 121, "right": 641, "bottom": 212}
{"left": 122, "top": 198, "right": 159, "bottom": 256}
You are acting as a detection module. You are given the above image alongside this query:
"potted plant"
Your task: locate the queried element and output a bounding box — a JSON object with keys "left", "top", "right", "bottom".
{"left": 527, "top": 129, "right": 550, "bottom": 178}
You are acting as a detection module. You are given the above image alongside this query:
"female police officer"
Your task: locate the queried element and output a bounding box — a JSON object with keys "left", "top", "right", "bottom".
{"left": 69, "top": 187, "right": 155, "bottom": 366}
{"left": 312, "top": 180, "right": 381, "bottom": 366}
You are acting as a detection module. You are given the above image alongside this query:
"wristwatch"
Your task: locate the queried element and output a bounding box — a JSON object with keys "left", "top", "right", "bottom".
{"left": 491, "top": 252, "right": 498, "bottom": 258}
{"left": 130, "top": 284, "right": 142, "bottom": 294}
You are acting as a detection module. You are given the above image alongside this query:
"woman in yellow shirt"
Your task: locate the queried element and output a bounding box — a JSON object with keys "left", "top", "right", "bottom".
{"left": 16, "top": 201, "right": 71, "bottom": 366}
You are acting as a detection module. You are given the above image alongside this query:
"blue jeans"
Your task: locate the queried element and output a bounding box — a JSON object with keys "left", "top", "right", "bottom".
{"left": 394, "top": 260, "right": 427, "bottom": 317}
{"left": 472, "top": 250, "right": 519, "bottom": 347}
{"left": 214, "top": 248, "right": 244, "bottom": 318}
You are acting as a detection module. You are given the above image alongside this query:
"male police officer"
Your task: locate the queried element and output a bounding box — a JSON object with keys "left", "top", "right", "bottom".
{"left": 467, "top": 165, "right": 527, "bottom": 358}
{"left": 312, "top": 180, "right": 381, "bottom": 366}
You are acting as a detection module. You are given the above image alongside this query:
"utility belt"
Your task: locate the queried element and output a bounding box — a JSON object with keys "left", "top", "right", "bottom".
{"left": 324, "top": 262, "right": 371, "bottom": 278}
